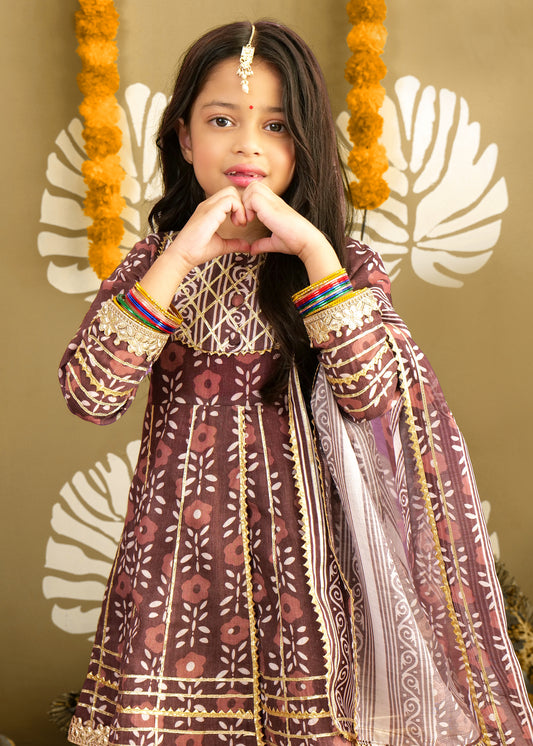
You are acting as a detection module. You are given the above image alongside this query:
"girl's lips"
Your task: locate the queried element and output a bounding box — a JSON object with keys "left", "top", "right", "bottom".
{"left": 224, "top": 165, "right": 266, "bottom": 188}
{"left": 225, "top": 172, "right": 265, "bottom": 188}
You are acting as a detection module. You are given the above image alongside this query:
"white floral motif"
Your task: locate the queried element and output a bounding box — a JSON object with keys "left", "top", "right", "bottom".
{"left": 38, "top": 83, "right": 166, "bottom": 299}
{"left": 43, "top": 441, "right": 140, "bottom": 636}
{"left": 338, "top": 75, "right": 508, "bottom": 287}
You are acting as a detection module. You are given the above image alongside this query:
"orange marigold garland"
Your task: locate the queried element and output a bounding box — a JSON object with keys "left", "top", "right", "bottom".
{"left": 75, "top": 0, "right": 125, "bottom": 279}
{"left": 345, "top": 0, "right": 390, "bottom": 215}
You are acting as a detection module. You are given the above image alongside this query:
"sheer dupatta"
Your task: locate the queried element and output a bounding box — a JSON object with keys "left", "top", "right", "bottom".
{"left": 288, "top": 293, "right": 533, "bottom": 745}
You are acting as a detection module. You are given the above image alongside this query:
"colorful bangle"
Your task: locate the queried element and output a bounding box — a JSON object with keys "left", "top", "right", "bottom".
{"left": 115, "top": 293, "right": 177, "bottom": 335}
{"left": 113, "top": 294, "right": 147, "bottom": 327}
{"left": 292, "top": 269, "right": 346, "bottom": 303}
{"left": 134, "top": 282, "right": 182, "bottom": 326}
{"left": 305, "top": 290, "right": 358, "bottom": 317}
{"left": 295, "top": 279, "right": 354, "bottom": 315}
{"left": 293, "top": 274, "right": 350, "bottom": 307}
{"left": 292, "top": 269, "right": 356, "bottom": 319}
{"left": 126, "top": 290, "right": 179, "bottom": 334}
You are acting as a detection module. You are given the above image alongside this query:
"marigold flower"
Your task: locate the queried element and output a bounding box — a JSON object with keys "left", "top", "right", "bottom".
{"left": 347, "top": 22, "right": 387, "bottom": 54}
{"left": 346, "top": 0, "right": 387, "bottom": 24}
{"left": 344, "top": 0, "right": 389, "bottom": 212}
{"left": 345, "top": 50, "right": 387, "bottom": 87}
{"left": 77, "top": 39, "right": 118, "bottom": 67}
{"left": 86, "top": 216, "right": 123, "bottom": 245}
{"left": 347, "top": 143, "right": 388, "bottom": 179}
{"left": 76, "top": 0, "right": 125, "bottom": 278}
{"left": 77, "top": 67, "right": 120, "bottom": 96}
{"left": 347, "top": 110, "right": 384, "bottom": 149}
{"left": 349, "top": 178, "right": 390, "bottom": 211}
{"left": 82, "top": 125, "right": 122, "bottom": 159}
{"left": 346, "top": 85, "right": 385, "bottom": 114}
{"left": 79, "top": 95, "right": 121, "bottom": 126}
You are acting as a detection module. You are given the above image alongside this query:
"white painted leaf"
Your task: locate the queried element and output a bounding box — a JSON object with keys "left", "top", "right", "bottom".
{"left": 43, "top": 440, "right": 140, "bottom": 636}
{"left": 338, "top": 75, "right": 508, "bottom": 287}
{"left": 38, "top": 83, "right": 167, "bottom": 300}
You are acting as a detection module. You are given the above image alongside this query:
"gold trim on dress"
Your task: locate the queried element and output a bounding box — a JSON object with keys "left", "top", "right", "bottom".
{"left": 256, "top": 405, "right": 290, "bottom": 719}
{"left": 87, "top": 332, "right": 148, "bottom": 372}
{"left": 324, "top": 343, "right": 388, "bottom": 385}
{"left": 237, "top": 405, "right": 266, "bottom": 746}
{"left": 386, "top": 328, "right": 491, "bottom": 744}
{"left": 68, "top": 717, "right": 110, "bottom": 746}
{"left": 117, "top": 705, "right": 254, "bottom": 719}
{"left": 172, "top": 254, "right": 276, "bottom": 356}
{"left": 287, "top": 370, "right": 344, "bottom": 735}
{"left": 74, "top": 349, "right": 133, "bottom": 398}
{"left": 153, "top": 404, "right": 199, "bottom": 738}
{"left": 303, "top": 289, "right": 379, "bottom": 345}
{"left": 97, "top": 298, "right": 168, "bottom": 360}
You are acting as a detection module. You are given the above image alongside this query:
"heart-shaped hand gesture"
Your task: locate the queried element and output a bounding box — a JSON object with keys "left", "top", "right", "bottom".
{"left": 139, "top": 183, "right": 342, "bottom": 308}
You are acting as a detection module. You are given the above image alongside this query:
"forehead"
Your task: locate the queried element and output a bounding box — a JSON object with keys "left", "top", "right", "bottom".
{"left": 197, "top": 57, "right": 283, "bottom": 103}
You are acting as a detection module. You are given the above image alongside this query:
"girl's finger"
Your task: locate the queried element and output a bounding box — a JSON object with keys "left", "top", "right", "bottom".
{"left": 230, "top": 203, "right": 247, "bottom": 226}
{"left": 245, "top": 206, "right": 256, "bottom": 224}
{"left": 249, "top": 235, "right": 288, "bottom": 255}
{"left": 220, "top": 238, "right": 251, "bottom": 255}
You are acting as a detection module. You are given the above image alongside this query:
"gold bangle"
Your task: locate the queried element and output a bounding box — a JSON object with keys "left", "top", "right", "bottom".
{"left": 112, "top": 295, "right": 141, "bottom": 324}
{"left": 304, "top": 290, "right": 361, "bottom": 317}
{"left": 291, "top": 269, "right": 347, "bottom": 303}
{"left": 134, "top": 282, "right": 183, "bottom": 325}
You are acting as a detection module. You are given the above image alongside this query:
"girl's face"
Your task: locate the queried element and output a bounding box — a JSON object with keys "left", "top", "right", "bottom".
{"left": 178, "top": 57, "right": 295, "bottom": 199}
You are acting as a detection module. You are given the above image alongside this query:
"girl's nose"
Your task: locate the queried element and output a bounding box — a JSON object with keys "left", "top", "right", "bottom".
{"left": 232, "top": 125, "right": 262, "bottom": 156}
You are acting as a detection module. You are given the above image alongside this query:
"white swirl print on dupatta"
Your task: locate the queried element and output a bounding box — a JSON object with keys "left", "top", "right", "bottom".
{"left": 311, "top": 366, "right": 481, "bottom": 746}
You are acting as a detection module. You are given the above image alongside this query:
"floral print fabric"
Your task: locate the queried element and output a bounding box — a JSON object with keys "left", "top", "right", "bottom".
{"left": 60, "top": 237, "right": 395, "bottom": 746}
{"left": 61, "top": 235, "right": 533, "bottom": 746}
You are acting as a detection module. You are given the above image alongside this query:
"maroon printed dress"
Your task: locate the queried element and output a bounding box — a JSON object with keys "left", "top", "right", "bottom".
{"left": 61, "top": 234, "right": 398, "bottom": 746}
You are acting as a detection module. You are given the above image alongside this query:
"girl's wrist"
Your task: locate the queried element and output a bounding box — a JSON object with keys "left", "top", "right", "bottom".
{"left": 299, "top": 235, "right": 343, "bottom": 284}
{"left": 139, "top": 244, "right": 194, "bottom": 309}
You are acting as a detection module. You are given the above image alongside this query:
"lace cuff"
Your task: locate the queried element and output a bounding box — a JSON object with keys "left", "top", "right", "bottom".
{"left": 303, "top": 288, "right": 379, "bottom": 345}
{"left": 97, "top": 297, "right": 169, "bottom": 361}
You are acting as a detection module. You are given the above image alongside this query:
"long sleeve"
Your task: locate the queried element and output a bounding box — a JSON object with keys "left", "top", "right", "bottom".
{"left": 58, "top": 234, "right": 168, "bottom": 425}
{"left": 301, "top": 241, "right": 399, "bottom": 420}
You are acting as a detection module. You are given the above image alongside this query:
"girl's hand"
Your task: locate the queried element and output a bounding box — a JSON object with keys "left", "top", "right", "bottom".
{"left": 138, "top": 187, "right": 250, "bottom": 308}
{"left": 242, "top": 181, "right": 343, "bottom": 284}
{"left": 167, "top": 186, "right": 250, "bottom": 271}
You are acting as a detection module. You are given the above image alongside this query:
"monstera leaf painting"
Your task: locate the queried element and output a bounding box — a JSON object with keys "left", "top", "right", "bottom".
{"left": 43, "top": 442, "right": 140, "bottom": 636}
{"left": 38, "top": 84, "right": 166, "bottom": 299}
{"left": 338, "top": 75, "right": 508, "bottom": 287}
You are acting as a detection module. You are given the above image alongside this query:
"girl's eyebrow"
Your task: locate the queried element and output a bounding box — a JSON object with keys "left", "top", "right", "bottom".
{"left": 201, "top": 100, "right": 284, "bottom": 113}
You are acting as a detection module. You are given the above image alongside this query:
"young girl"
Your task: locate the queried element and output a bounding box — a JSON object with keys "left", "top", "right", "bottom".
{"left": 61, "top": 20, "right": 533, "bottom": 746}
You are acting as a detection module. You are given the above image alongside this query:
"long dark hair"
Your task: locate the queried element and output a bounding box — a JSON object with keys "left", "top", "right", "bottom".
{"left": 149, "top": 21, "right": 350, "bottom": 401}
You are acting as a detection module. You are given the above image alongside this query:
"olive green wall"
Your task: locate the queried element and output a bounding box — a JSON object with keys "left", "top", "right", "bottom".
{"left": 1, "top": 1, "right": 531, "bottom": 743}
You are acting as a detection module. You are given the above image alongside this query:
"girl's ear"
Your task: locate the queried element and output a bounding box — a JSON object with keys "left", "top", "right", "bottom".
{"left": 177, "top": 118, "right": 193, "bottom": 164}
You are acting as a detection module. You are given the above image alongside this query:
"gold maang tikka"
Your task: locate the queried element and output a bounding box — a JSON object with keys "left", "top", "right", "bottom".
{"left": 237, "top": 24, "right": 256, "bottom": 93}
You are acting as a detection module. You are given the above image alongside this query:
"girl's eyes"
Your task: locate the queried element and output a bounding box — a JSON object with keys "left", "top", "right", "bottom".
{"left": 211, "top": 117, "right": 232, "bottom": 128}
{"left": 265, "top": 121, "right": 287, "bottom": 133}
{"left": 208, "top": 117, "right": 287, "bottom": 134}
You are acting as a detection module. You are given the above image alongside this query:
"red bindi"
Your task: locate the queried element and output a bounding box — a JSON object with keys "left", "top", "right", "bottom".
{"left": 249, "top": 105, "right": 254, "bottom": 109}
